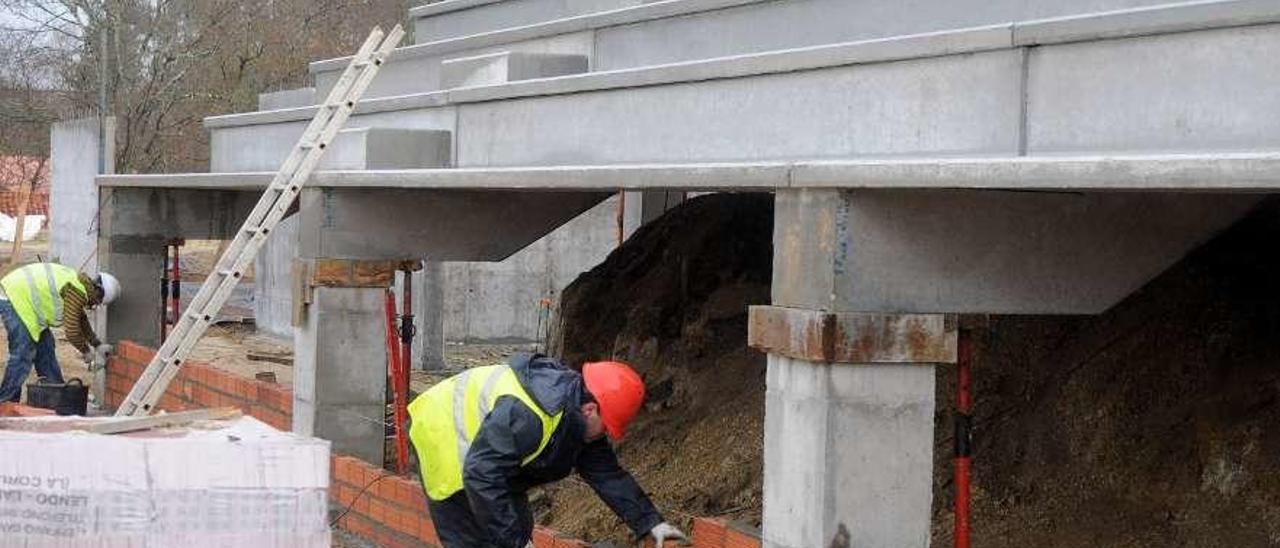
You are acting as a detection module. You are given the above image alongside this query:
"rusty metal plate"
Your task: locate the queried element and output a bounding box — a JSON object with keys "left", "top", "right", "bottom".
{"left": 747, "top": 305, "right": 957, "bottom": 364}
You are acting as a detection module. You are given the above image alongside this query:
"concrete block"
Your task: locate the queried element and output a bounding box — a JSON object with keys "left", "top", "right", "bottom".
{"left": 441, "top": 51, "right": 588, "bottom": 89}
{"left": 258, "top": 87, "right": 316, "bottom": 110}
{"left": 321, "top": 128, "right": 453, "bottom": 170}
{"left": 1026, "top": 23, "right": 1280, "bottom": 154}
{"left": 414, "top": 0, "right": 644, "bottom": 43}
{"left": 457, "top": 49, "right": 1024, "bottom": 166}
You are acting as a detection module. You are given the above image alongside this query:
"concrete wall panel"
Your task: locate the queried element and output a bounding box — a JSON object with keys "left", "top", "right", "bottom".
{"left": 50, "top": 117, "right": 114, "bottom": 270}
{"left": 457, "top": 50, "right": 1024, "bottom": 166}
{"left": 1027, "top": 23, "right": 1280, "bottom": 153}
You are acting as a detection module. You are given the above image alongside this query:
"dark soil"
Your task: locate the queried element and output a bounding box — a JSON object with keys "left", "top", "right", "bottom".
{"left": 933, "top": 197, "right": 1280, "bottom": 547}
{"left": 538, "top": 193, "right": 773, "bottom": 543}
{"left": 538, "top": 191, "right": 1280, "bottom": 547}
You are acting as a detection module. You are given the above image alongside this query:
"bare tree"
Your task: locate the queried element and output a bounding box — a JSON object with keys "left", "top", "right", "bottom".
{"left": 2, "top": 0, "right": 411, "bottom": 173}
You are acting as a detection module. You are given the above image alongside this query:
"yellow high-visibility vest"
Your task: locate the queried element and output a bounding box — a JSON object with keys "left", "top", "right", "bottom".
{"left": 0, "top": 263, "right": 87, "bottom": 341}
{"left": 408, "top": 364, "right": 563, "bottom": 501}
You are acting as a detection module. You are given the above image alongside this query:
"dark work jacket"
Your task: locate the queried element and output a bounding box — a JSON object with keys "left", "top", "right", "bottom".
{"left": 462, "top": 353, "right": 663, "bottom": 547}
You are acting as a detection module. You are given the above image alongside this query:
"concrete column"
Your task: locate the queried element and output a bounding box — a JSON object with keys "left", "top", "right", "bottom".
{"left": 50, "top": 116, "right": 114, "bottom": 271}
{"left": 292, "top": 286, "right": 387, "bottom": 466}
{"left": 419, "top": 262, "right": 445, "bottom": 370}
{"left": 753, "top": 188, "right": 957, "bottom": 548}
{"left": 395, "top": 265, "right": 445, "bottom": 372}
{"left": 99, "top": 235, "right": 165, "bottom": 348}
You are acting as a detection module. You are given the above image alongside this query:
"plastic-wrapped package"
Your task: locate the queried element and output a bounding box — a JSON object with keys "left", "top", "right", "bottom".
{"left": 0, "top": 416, "right": 330, "bottom": 547}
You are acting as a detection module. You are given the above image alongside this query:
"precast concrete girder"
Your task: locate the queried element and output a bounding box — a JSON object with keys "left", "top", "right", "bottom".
{"left": 296, "top": 187, "right": 613, "bottom": 261}
{"left": 772, "top": 188, "right": 1263, "bottom": 315}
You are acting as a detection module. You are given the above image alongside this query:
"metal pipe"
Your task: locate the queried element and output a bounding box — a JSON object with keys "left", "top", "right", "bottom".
{"left": 954, "top": 330, "right": 973, "bottom": 548}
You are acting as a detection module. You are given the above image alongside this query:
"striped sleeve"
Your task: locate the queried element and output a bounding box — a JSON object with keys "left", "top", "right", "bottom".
{"left": 61, "top": 285, "right": 100, "bottom": 353}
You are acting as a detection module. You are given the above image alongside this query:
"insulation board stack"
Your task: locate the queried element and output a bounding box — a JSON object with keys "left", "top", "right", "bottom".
{"left": 0, "top": 416, "right": 330, "bottom": 547}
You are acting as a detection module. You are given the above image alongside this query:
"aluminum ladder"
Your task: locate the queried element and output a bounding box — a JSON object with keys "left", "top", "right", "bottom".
{"left": 115, "top": 25, "right": 406, "bottom": 416}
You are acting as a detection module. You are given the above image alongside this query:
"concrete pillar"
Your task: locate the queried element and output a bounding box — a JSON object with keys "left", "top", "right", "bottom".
{"left": 50, "top": 116, "right": 114, "bottom": 271}
{"left": 292, "top": 286, "right": 387, "bottom": 465}
{"left": 394, "top": 265, "right": 445, "bottom": 372}
{"left": 751, "top": 189, "right": 956, "bottom": 548}
{"left": 99, "top": 235, "right": 165, "bottom": 348}
{"left": 419, "top": 262, "right": 445, "bottom": 370}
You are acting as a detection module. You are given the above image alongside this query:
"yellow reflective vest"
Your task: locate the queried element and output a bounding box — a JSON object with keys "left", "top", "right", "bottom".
{"left": 408, "top": 364, "right": 563, "bottom": 501}
{"left": 0, "top": 263, "right": 87, "bottom": 341}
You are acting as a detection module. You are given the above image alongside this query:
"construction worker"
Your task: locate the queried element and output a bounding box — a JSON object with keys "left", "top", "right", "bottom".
{"left": 0, "top": 263, "right": 120, "bottom": 402}
{"left": 408, "top": 353, "right": 687, "bottom": 548}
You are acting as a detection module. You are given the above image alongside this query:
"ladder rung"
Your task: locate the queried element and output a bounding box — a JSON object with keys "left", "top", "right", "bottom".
{"left": 219, "top": 270, "right": 242, "bottom": 278}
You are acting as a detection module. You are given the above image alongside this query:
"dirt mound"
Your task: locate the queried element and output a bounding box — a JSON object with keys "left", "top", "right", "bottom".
{"left": 539, "top": 193, "right": 773, "bottom": 543}
{"left": 935, "top": 197, "right": 1280, "bottom": 547}
{"left": 539, "top": 191, "right": 1280, "bottom": 546}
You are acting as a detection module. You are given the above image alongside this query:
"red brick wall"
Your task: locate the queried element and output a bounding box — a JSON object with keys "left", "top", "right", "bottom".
{"left": 107, "top": 340, "right": 763, "bottom": 548}
{"left": 105, "top": 341, "right": 291, "bottom": 430}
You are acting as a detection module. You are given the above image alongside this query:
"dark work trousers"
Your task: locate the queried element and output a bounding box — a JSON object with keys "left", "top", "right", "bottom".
{"left": 427, "top": 491, "right": 532, "bottom": 548}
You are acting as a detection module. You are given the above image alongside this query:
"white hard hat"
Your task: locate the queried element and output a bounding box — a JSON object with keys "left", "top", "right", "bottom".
{"left": 96, "top": 272, "right": 121, "bottom": 304}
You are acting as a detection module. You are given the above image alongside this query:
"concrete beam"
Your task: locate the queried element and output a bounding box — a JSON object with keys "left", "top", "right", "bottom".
{"left": 296, "top": 188, "right": 611, "bottom": 261}
{"left": 414, "top": 0, "right": 643, "bottom": 42}
{"left": 772, "top": 188, "right": 1262, "bottom": 314}
{"left": 100, "top": 187, "right": 262, "bottom": 239}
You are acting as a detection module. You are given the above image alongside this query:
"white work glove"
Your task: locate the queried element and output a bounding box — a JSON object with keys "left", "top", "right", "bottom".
{"left": 649, "top": 522, "right": 687, "bottom": 546}
{"left": 89, "top": 344, "right": 112, "bottom": 371}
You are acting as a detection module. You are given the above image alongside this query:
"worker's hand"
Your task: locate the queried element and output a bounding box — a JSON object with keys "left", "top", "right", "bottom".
{"left": 648, "top": 522, "right": 686, "bottom": 546}
{"left": 95, "top": 343, "right": 114, "bottom": 356}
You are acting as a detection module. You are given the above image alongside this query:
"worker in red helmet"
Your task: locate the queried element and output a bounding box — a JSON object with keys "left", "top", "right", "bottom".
{"left": 406, "top": 353, "right": 685, "bottom": 548}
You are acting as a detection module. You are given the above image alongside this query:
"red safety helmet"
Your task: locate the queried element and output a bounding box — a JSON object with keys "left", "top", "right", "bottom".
{"left": 582, "top": 361, "right": 645, "bottom": 440}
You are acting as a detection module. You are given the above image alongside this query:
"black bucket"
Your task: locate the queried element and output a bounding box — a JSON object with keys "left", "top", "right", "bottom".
{"left": 26, "top": 378, "right": 89, "bottom": 416}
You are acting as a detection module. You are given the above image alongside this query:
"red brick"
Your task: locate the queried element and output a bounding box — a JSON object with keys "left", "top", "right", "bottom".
{"left": 722, "top": 523, "right": 762, "bottom": 548}
{"left": 418, "top": 516, "right": 441, "bottom": 545}
{"left": 532, "top": 527, "right": 558, "bottom": 548}
{"left": 116, "top": 341, "right": 153, "bottom": 363}
{"left": 258, "top": 383, "right": 292, "bottom": 413}
{"left": 334, "top": 456, "right": 363, "bottom": 486}
{"left": 692, "top": 517, "right": 728, "bottom": 548}
{"left": 190, "top": 384, "right": 218, "bottom": 408}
